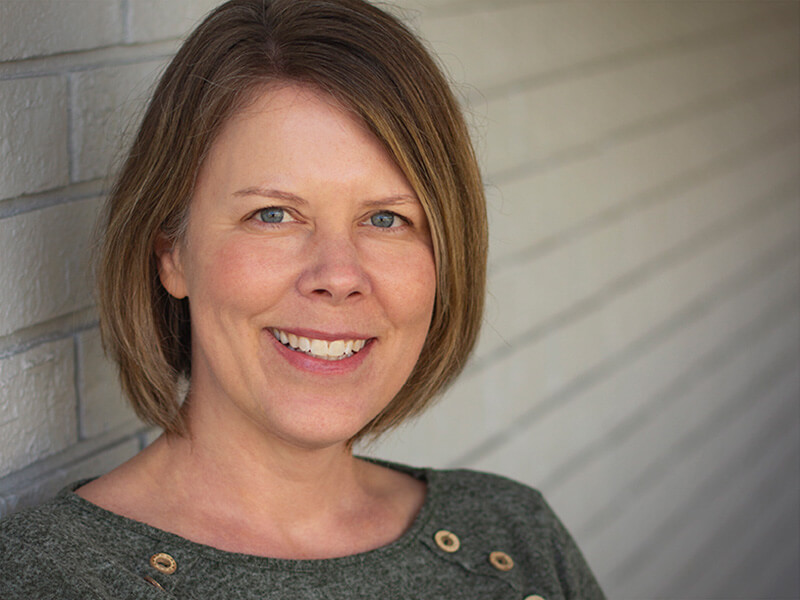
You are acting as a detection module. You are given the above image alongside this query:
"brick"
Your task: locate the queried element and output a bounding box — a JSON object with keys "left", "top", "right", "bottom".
{"left": 70, "top": 59, "right": 167, "bottom": 182}
{"left": 0, "top": 197, "right": 100, "bottom": 337}
{"left": 127, "top": 0, "right": 220, "bottom": 43}
{"left": 0, "top": 76, "right": 68, "bottom": 200}
{"left": 77, "top": 328, "right": 138, "bottom": 439}
{"left": 0, "top": 340, "right": 77, "bottom": 479}
{"left": 0, "top": 1, "right": 122, "bottom": 61}
{"left": 0, "top": 436, "right": 140, "bottom": 517}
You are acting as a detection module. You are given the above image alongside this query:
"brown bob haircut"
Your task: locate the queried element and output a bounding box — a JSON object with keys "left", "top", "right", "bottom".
{"left": 98, "top": 0, "right": 487, "bottom": 442}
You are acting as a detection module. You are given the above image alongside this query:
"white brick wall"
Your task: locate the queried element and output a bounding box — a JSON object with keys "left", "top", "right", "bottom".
{"left": 1, "top": 2, "right": 798, "bottom": 599}
{"left": 70, "top": 59, "right": 166, "bottom": 181}
{"left": 126, "top": 0, "right": 220, "bottom": 43}
{"left": 0, "top": 0, "right": 181, "bottom": 527}
{"left": 0, "top": 198, "right": 100, "bottom": 336}
{"left": 0, "top": 1, "right": 122, "bottom": 61}
{"left": 0, "top": 340, "right": 76, "bottom": 478}
{"left": 0, "top": 76, "right": 68, "bottom": 200}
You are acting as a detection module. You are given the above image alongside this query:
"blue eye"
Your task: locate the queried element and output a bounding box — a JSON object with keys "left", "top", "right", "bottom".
{"left": 258, "top": 207, "right": 286, "bottom": 223}
{"left": 370, "top": 212, "right": 398, "bottom": 228}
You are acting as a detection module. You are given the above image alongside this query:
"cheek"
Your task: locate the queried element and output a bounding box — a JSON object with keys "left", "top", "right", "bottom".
{"left": 371, "top": 243, "right": 437, "bottom": 329}
{"left": 190, "top": 238, "right": 298, "bottom": 307}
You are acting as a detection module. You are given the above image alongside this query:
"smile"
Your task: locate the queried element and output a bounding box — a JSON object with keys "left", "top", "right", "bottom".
{"left": 270, "top": 328, "right": 368, "bottom": 361}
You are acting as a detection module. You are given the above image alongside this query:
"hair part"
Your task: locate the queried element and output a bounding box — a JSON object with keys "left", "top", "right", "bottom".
{"left": 98, "top": 0, "right": 487, "bottom": 443}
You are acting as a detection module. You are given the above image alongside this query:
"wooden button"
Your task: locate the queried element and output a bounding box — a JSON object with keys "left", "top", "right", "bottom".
{"left": 524, "top": 596, "right": 545, "bottom": 600}
{"left": 489, "top": 550, "right": 514, "bottom": 571}
{"left": 149, "top": 552, "right": 177, "bottom": 574}
{"left": 433, "top": 529, "right": 461, "bottom": 552}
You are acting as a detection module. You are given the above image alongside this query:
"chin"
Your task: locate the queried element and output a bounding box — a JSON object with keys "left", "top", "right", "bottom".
{"left": 251, "top": 396, "right": 383, "bottom": 451}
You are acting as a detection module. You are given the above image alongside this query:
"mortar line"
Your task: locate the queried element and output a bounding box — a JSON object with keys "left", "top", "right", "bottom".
{"left": 73, "top": 333, "right": 85, "bottom": 442}
{"left": 0, "top": 41, "right": 177, "bottom": 81}
{"left": 66, "top": 73, "right": 78, "bottom": 183}
{"left": 0, "top": 179, "right": 106, "bottom": 220}
{"left": 121, "top": 0, "right": 132, "bottom": 44}
{"left": 0, "top": 316, "right": 99, "bottom": 360}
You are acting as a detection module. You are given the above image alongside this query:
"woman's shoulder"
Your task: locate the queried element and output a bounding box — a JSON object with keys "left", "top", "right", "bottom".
{"left": 417, "top": 465, "right": 606, "bottom": 600}
{"left": 1, "top": 486, "right": 81, "bottom": 550}
{"left": 0, "top": 487, "right": 92, "bottom": 598}
{"left": 382, "top": 462, "right": 549, "bottom": 518}
{"left": 430, "top": 466, "right": 546, "bottom": 500}
{"left": 425, "top": 466, "right": 560, "bottom": 534}
{"left": 0, "top": 482, "right": 158, "bottom": 599}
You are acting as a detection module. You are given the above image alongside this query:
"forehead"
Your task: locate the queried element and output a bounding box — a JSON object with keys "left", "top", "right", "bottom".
{"left": 219, "top": 83, "right": 368, "bottom": 149}
{"left": 195, "top": 82, "right": 415, "bottom": 200}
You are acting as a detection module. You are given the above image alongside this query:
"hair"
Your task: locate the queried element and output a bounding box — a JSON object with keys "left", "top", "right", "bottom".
{"left": 98, "top": 0, "right": 487, "bottom": 442}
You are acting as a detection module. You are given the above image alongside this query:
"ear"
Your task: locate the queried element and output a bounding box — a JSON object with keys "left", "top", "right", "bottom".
{"left": 154, "top": 231, "right": 188, "bottom": 299}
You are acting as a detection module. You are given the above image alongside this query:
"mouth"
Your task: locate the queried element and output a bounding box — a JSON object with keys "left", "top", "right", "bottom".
{"left": 269, "top": 328, "right": 370, "bottom": 361}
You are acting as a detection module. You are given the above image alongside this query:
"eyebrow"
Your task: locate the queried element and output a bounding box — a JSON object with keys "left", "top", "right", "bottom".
{"left": 232, "top": 187, "right": 308, "bottom": 205}
{"left": 232, "top": 187, "right": 419, "bottom": 207}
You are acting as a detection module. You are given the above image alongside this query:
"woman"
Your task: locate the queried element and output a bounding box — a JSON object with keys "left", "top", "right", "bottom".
{"left": 0, "top": 0, "right": 604, "bottom": 598}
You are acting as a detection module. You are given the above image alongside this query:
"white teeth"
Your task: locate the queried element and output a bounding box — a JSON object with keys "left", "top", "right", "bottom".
{"left": 310, "top": 339, "right": 326, "bottom": 356}
{"left": 270, "top": 329, "right": 369, "bottom": 361}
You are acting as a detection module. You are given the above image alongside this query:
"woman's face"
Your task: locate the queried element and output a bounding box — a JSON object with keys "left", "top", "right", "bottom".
{"left": 156, "top": 84, "right": 436, "bottom": 449}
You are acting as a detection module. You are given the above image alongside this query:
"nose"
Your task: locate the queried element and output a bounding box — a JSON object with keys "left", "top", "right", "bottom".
{"left": 296, "top": 233, "right": 371, "bottom": 304}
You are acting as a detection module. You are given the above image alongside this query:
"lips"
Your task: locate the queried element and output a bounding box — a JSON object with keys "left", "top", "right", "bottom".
{"left": 269, "top": 328, "right": 369, "bottom": 361}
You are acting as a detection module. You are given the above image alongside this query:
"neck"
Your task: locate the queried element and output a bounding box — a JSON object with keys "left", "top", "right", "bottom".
{"left": 78, "top": 394, "right": 425, "bottom": 558}
{"left": 141, "top": 407, "right": 367, "bottom": 525}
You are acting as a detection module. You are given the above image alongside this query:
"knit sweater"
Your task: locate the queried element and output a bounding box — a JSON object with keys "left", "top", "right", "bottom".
{"left": 0, "top": 463, "right": 605, "bottom": 599}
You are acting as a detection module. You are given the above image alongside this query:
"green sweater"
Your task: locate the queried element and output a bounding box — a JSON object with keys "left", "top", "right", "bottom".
{"left": 0, "top": 463, "right": 605, "bottom": 599}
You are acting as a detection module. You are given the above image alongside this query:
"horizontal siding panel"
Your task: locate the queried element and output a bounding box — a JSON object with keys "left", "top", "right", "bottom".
{"left": 480, "top": 143, "right": 798, "bottom": 361}
{"left": 679, "top": 453, "right": 800, "bottom": 597}
{"left": 419, "top": 2, "right": 779, "bottom": 92}
{"left": 480, "top": 23, "right": 797, "bottom": 176}
{"left": 487, "top": 88, "right": 798, "bottom": 266}
{"left": 607, "top": 370, "right": 799, "bottom": 597}
{"left": 469, "top": 252, "right": 800, "bottom": 505}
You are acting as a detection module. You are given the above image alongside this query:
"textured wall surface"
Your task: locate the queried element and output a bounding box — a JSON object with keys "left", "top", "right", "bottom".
{"left": 1, "top": 2, "right": 798, "bottom": 598}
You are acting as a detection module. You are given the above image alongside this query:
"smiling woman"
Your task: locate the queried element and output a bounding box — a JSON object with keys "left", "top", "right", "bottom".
{"left": 0, "top": 0, "right": 604, "bottom": 598}
{"left": 154, "top": 84, "right": 438, "bottom": 451}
